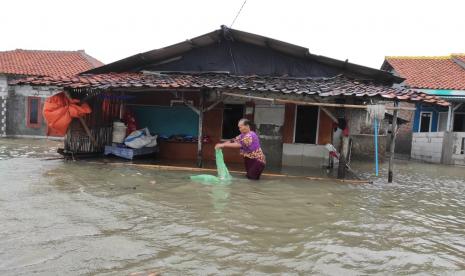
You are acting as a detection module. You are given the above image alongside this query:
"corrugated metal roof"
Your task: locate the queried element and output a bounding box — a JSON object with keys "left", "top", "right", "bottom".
{"left": 85, "top": 26, "right": 402, "bottom": 83}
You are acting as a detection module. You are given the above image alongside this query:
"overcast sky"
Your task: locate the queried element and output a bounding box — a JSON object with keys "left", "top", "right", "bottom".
{"left": 2, "top": 0, "right": 464, "bottom": 69}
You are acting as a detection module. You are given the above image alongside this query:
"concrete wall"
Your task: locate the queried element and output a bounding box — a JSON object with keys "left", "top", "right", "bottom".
{"left": 282, "top": 143, "right": 329, "bottom": 168}
{"left": 411, "top": 132, "right": 444, "bottom": 163}
{"left": 254, "top": 104, "right": 284, "bottom": 168}
{"left": 393, "top": 103, "right": 414, "bottom": 155}
{"left": 351, "top": 134, "right": 387, "bottom": 161}
{"left": 0, "top": 75, "right": 8, "bottom": 136}
{"left": 346, "top": 108, "right": 389, "bottom": 161}
{"left": 442, "top": 132, "right": 465, "bottom": 166}
{"left": 5, "top": 84, "right": 59, "bottom": 137}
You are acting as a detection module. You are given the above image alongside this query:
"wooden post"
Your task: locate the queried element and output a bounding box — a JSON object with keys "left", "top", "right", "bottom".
{"left": 388, "top": 101, "right": 399, "bottom": 183}
{"left": 63, "top": 90, "right": 98, "bottom": 147}
{"left": 337, "top": 136, "right": 349, "bottom": 179}
{"left": 197, "top": 90, "right": 205, "bottom": 168}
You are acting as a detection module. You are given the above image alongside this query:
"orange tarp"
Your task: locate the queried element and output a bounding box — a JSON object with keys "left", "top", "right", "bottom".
{"left": 43, "top": 92, "right": 91, "bottom": 136}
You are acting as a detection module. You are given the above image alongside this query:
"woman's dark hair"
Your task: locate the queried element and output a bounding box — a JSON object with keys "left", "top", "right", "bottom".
{"left": 239, "top": 118, "right": 256, "bottom": 131}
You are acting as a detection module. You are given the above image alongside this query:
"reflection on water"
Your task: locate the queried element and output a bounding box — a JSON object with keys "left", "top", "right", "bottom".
{"left": 1, "top": 138, "right": 465, "bottom": 275}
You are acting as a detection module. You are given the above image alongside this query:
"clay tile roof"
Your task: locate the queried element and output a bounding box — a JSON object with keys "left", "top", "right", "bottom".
{"left": 10, "top": 72, "right": 450, "bottom": 106}
{"left": 384, "top": 55, "right": 465, "bottom": 90}
{"left": 0, "top": 49, "right": 104, "bottom": 76}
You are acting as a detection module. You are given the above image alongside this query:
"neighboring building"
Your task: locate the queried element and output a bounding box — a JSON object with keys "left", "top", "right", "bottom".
{"left": 0, "top": 49, "right": 103, "bottom": 138}
{"left": 382, "top": 54, "right": 465, "bottom": 165}
{"left": 13, "top": 27, "right": 445, "bottom": 169}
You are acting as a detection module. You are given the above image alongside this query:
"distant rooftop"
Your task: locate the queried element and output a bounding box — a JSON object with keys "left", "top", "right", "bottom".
{"left": 0, "top": 49, "right": 103, "bottom": 76}
{"left": 382, "top": 54, "right": 465, "bottom": 90}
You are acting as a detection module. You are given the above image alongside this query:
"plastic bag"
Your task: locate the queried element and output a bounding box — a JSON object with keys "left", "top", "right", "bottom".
{"left": 124, "top": 128, "right": 157, "bottom": 149}
{"left": 190, "top": 149, "right": 232, "bottom": 184}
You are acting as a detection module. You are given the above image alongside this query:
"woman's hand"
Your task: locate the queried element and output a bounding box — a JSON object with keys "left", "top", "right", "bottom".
{"left": 215, "top": 143, "right": 224, "bottom": 149}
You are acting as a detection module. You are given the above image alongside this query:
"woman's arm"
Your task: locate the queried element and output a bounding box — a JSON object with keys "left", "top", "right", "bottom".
{"left": 215, "top": 141, "right": 241, "bottom": 149}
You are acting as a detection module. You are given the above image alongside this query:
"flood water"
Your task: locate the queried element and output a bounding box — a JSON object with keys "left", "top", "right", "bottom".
{"left": 1, "top": 138, "right": 465, "bottom": 275}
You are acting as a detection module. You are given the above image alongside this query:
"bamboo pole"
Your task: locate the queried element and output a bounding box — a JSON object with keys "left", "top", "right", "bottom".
{"left": 388, "top": 101, "right": 399, "bottom": 183}
{"left": 221, "top": 92, "right": 416, "bottom": 111}
{"left": 85, "top": 161, "right": 371, "bottom": 184}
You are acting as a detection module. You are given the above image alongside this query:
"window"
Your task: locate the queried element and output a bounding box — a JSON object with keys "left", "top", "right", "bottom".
{"left": 222, "top": 104, "right": 244, "bottom": 139}
{"left": 26, "top": 97, "right": 41, "bottom": 128}
{"left": 438, "top": 112, "right": 448, "bottom": 132}
{"left": 419, "top": 112, "right": 432, "bottom": 132}
{"left": 453, "top": 113, "right": 465, "bottom": 132}
{"left": 294, "top": 106, "right": 319, "bottom": 144}
{"left": 461, "top": 138, "right": 465, "bottom": 155}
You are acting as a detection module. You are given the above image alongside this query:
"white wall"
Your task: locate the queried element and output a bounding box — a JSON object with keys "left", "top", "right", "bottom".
{"left": 411, "top": 132, "right": 444, "bottom": 163}
{"left": 282, "top": 143, "right": 329, "bottom": 167}
{"left": 451, "top": 132, "right": 465, "bottom": 166}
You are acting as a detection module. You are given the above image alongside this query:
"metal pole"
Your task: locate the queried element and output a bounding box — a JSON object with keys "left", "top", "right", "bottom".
{"left": 197, "top": 90, "right": 205, "bottom": 168}
{"left": 388, "top": 101, "right": 399, "bottom": 183}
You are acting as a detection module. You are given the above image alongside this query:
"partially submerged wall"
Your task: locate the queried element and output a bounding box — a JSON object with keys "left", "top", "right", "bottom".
{"left": 411, "top": 132, "right": 444, "bottom": 163}
{"left": 0, "top": 75, "right": 7, "bottom": 137}
{"left": 6, "top": 85, "right": 58, "bottom": 137}
{"left": 254, "top": 104, "right": 284, "bottom": 169}
{"left": 346, "top": 108, "right": 389, "bottom": 161}
{"left": 442, "top": 132, "right": 465, "bottom": 166}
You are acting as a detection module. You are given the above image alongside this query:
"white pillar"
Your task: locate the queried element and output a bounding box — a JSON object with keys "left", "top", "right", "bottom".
{"left": 446, "top": 104, "right": 453, "bottom": 132}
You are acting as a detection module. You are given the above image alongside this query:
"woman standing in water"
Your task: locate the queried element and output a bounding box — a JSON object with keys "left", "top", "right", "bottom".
{"left": 215, "top": 118, "right": 266, "bottom": 180}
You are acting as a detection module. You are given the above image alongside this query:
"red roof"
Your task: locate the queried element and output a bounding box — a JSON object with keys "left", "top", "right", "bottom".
{"left": 10, "top": 73, "right": 450, "bottom": 106}
{"left": 384, "top": 55, "right": 465, "bottom": 90}
{"left": 0, "top": 49, "right": 103, "bottom": 76}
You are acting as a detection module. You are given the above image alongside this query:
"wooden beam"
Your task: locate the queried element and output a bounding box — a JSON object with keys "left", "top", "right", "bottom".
{"left": 388, "top": 101, "right": 399, "bottom": 183}
{"left": 197, "top": 90, "right": 205, "bottom": 167}
{"left": 86, "top": 161, "right": 372, "bottom": 184}
{"left": 221, "top": 92, "right": 417, "bottom": 111}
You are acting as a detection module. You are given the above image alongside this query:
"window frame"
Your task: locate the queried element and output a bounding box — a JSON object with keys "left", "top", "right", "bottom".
{"left": 419, "top": 111, "right": 433, "bottom": 133}
{"left": 26, "top": 96, "right": 42, "bottom": 129}
{"left": 453, "top": 112, "right": 465, "bottom": 132}
{"left": 437, "top": 111, "right": 448, "bottom": 132}
{"left": 221, "top": 103, "right": 245, "bottom": 140}
{"left": 292, "top": 105, "right": 320, "bottom": 144}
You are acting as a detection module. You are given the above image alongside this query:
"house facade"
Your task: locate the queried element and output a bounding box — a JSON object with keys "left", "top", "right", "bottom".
{"left": 12, "top": 27, "right": 446, "bottom": 171}
{"left": 382, "top": 55, "right": 465, "bottom": 165}
{"left": 0, "top": 49, "right": 103, "bottom": 138}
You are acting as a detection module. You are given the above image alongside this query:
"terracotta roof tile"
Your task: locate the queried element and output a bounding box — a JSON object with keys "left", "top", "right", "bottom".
{"left": 385, "top": 55, "right": 465, "bottom": 90}
{"left": 11, "top": 72, "right": 449, "bottom": 106}
{"left": 0, "top": 49, "right": 103, "bottom": 76}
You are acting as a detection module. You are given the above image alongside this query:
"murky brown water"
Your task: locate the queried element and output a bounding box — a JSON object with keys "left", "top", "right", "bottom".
{"left": 1, "top": 138, "right": 465, "bottom": 275}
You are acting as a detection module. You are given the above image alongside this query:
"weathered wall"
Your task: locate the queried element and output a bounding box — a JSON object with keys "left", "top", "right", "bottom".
{"left": 351, "top": 134, "right": 387, "bottom": 160}
{"left": 0, "top": 75, "right": 8, "bottom": 136}
{"left": 346, "top": 108, "right": 389, "bottom": 161}
{"left": 6, "top": 84, "right": 59, "bottom": 137}
{"left": 411, "top": 132, "right": 444, "bottom": 163}
{"left": 442, "top": 131, "right": 465, "bottom": 166}
{"left": 254, "top": 104, "right": 284, "bottom": 168}
{"left": 282, "top": 143, "right": 329, "bottom": 167}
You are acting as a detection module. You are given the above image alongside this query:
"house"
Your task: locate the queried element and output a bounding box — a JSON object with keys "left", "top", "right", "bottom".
{"left": 12, "top": 27, "right": 446, "bottom": 175}
{"left": 0, "top": 49, "right": 103, "bottom": 138}
{"left": 382, "top": 55, "right": 465, "bottom": 165}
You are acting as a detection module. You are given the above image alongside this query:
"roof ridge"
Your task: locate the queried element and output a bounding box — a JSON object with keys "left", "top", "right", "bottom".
{"left": 385, "top": 55, "right": 452, "bottom": 60}
{"left": 0, "top": 49, "right": 87, "bottom": 54}
{"left": 77, "top": 50, "right": 104, "bottom": 68}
